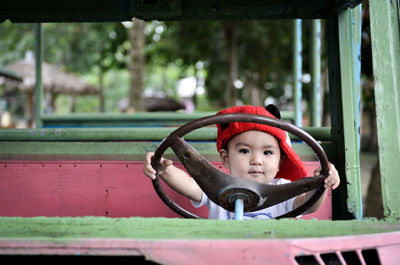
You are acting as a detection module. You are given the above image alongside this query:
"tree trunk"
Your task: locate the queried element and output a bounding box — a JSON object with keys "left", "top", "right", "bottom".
{"left": 98, "top": 70, "right": 105, "bottom": 112}
{"left": 223, "top": 21, "right": 238, "bottom": 107}
{"left": 69, "top": 95, "right": 76, "bottom": 113}
{"left": 128, "top": 18, "right": 146, "bottom": 112}
{"left": 49, "top": 92, "right": 58, "bottom": 113}
{"left": 250, "top": 85, "right": 261, "bottom": 106}
{"left": 25, "top": 92, "right": 33, "bottom": 128}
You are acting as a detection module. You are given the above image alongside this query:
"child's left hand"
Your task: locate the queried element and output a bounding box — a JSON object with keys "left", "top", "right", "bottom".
{"left": 314, "top": 162, "right": 340, "bottom": 190}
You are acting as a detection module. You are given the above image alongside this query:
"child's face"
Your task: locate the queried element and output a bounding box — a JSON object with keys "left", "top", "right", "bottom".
{"left": 219, "top": 130, "right": 282, "bottom": 184}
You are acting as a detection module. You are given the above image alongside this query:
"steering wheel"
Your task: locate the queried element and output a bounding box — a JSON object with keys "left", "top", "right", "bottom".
{"left": 151, "top": 113, "right": 329, "bottom": 219}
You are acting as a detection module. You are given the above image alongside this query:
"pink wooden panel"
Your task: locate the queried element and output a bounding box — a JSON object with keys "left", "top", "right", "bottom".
{"left": 2, "top": 231, "right": 399, "bottom": 264}
{"left": 0, "top": 160, "right": 329, "bottom": 219}
{"left": 301, "top": 161, "right": 332, "bottom": 220}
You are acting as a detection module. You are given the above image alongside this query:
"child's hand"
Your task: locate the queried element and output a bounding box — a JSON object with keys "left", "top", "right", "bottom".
{"left": 314, "top": 162, "right": 340, "bottom": 190}
{"left": 142, "top": 152, "right": 173, "bottom": 180}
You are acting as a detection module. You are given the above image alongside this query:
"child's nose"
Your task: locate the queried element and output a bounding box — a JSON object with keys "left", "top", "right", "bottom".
{"left": 250, "top": 154, "right": 262, "bottom": 165}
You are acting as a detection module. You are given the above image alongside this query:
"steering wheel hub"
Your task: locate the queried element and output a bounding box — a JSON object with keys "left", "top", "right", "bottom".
{"left": 219, "top": 187, "right": 261, "bottom": 212}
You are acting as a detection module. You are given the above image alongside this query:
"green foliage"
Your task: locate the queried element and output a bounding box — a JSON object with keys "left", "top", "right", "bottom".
{"left": 0, "top": 21, "right": 34, "bottom": 65}
{"left": 145, "top": 20, "right": 297, "bottom": 107}
{"left": 0, "top": 22, "right": 126, "bottom": 71}
{"left": 102, "top": 69, "right": 129, "bottom": 112}
{"left": 238, "top": 20, "right": 293, "bottom": 99}
{"left": 0, "top": 21, "right": 129, "bottom": 113}
{"left": 45, "top": 23, "right": 127, "bottom": 73}
{"left": 196, "top": 94, "right": 221, "bottom": 112}
{"left": 144, "top": 62, "right": 182, "bottom": 99}
{"left": 1, "top": 19, "right": 300, "bottom": 113}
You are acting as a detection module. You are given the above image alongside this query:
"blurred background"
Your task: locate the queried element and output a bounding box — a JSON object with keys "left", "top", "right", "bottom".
{"left": 0, "top": 3, "right": 381, "bottom": 218}
{"left": 0, "top": 20, "right": 302, "bottom": 121}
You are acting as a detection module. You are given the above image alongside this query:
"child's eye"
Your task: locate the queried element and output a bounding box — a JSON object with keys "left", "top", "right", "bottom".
{"left": 239, "top": 148, "right": 249, "bottom": 154}
{"left": 264, "top": 150, "right": 272, "bottom": 155}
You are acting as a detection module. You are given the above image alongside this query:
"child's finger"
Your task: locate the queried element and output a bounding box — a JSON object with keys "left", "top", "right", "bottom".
{"left": 147, "top": 164, "right": 156, "bottom": 175}
{"left": 324, "top": 177, "right": 339, "bottom": 189}
{"left": 145, "top": 152, "right": 154, "bottom": 161}
{"left": 332, "top": 182, "right": 339, "bottom": 190}
{"left": 145, "top": 172, "right": 156, "bottom": 180}
{"left": 161, "top": 158, "right": 173, "bottom": 167}
{"left": 326, "top": 181, "right": 339, "bottom": 190}
{"left": 143, "top": 168, "right": 155, "bottom": 178}
{"left": 314, "top": 167, "right": 321, "bottom": 176}
{"left": 143, "top": 169, "right": 156, "bottom": 180}
{"left": 142, "top": 159, "right": 156, "bottom": 180}
{"left": 324, "top": 175, "right": 332, "bottom": 184}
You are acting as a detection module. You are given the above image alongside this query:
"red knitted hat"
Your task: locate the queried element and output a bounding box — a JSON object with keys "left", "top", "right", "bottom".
{"left": 216, "top": 105, "right": 307, "bottom": 181}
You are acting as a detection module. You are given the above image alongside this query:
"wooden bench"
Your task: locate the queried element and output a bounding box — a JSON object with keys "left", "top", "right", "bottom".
{"left": 0, "top": 127, "right": 332, "bottom": 219}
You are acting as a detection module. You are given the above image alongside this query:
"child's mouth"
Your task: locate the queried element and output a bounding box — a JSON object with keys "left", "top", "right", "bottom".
{"left": 248, "top": 170, "right": 263, "bottom": 176}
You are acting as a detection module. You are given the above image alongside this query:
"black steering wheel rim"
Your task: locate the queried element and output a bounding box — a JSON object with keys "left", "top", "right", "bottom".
{"left": 151, "top": 113, "right": 329, "bottom": 219}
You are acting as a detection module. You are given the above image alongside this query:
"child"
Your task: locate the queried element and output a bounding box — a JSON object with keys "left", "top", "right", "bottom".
{"left": 143, "top": 105, "right": 340, "bottom": 219}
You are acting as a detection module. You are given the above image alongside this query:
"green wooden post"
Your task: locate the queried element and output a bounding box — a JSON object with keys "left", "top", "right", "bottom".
{"left": 293, "top": 19, "right": 303, "bottom": 127}
{"left": 369, "top": 0, "right": 400, "bottom": 220}
{"left": 34, "top": 23, "right": 43, "bottom": 128}
{"left": 337, "top": 6, "right": 362, "bottom": 219}
{"left": 310, "top": 20, "right": 321, "bottom": 127}
{"left": 326, "top": 6, "right": 362, "bottom": 220}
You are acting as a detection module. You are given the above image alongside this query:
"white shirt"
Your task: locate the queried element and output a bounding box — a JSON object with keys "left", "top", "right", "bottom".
{"left": 192, "top": 178, "right": 295, "bottom": 220}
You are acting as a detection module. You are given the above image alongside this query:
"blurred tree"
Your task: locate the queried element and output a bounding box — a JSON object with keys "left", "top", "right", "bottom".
{"left": 0, "top": 21, "right": 34, "bottom": 65}
{"left": 127, "top": 18, "right": 145, "bottom": 112}
{"left": 223, "top": 21, "right": 239, "bottom": 106}
{"left": 0, "top": 22, "right": 127, "bottom": 112}
{"left": 237, "top": 20, "right": 293, "bottom": 106}
{"left": 147, "top": 20, "right": 295, "bottom": 108}
{"left": 43, "top": 22, "right": 127, "bottom": 112}
{"left": 1, "top": 19, "right": 298, "bottom": 112}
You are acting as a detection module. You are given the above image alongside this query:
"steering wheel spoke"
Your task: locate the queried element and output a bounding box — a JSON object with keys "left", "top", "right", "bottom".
{"left": 252, "top": 175, "right": 326, "bottom": 211}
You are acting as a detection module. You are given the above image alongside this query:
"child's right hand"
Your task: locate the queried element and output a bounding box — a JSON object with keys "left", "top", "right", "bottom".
{"left": 142, "top": 152, "right": 173, "bottom": 180}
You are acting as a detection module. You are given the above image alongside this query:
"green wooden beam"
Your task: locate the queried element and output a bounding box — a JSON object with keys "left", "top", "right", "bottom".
{"left": 0, "top": 127, "right": 331, "bottom": 142}
{"left": 0, "top": 141, "right": 333, "bottom": 162}
{"left": 0, "top": 127, "right": 217, "bottom": 142}
{"left": 327, "top": 15, "right": 348, "bottom": 220}
{"left": 310, "top": 19, "right": 321, "bottom": 127}
{"left": 40, "top": 111, "right": 296, "bottom": 127}
{"left": 0, "top": 127, "right": 332, "bottom": 161}
{"left": 337, "top": 6, "right": 362, "bottom": 219}
{"left": 292, "top": 19, "right": 303, "bottom": 127}
{"left": 0, "top": 217, "right": 399, "bottom": 240}
{"left": 326, "top": 6, "right": 362, "bottom": 220}
{"left": 41, "top": 112, "right": 217, "bottom": 122}
{"left": 41, "top": 112, "right": 216, "bottom": 127}
{"left": 369, "top": 0, "right": 400, "bottom": 220}
{"left": 0, "top": 141, "right": 219, "bottom": 161}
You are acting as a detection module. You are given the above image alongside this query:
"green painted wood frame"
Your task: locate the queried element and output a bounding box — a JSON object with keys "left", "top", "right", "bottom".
{"left": 369, "top": 0, "right": 400, "bottom": 220}
{"left": 2, "top": 1, "right": 370, "bottom": 221}
{"left": 326, "top": 6, "right": 362, "bottom": 220}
